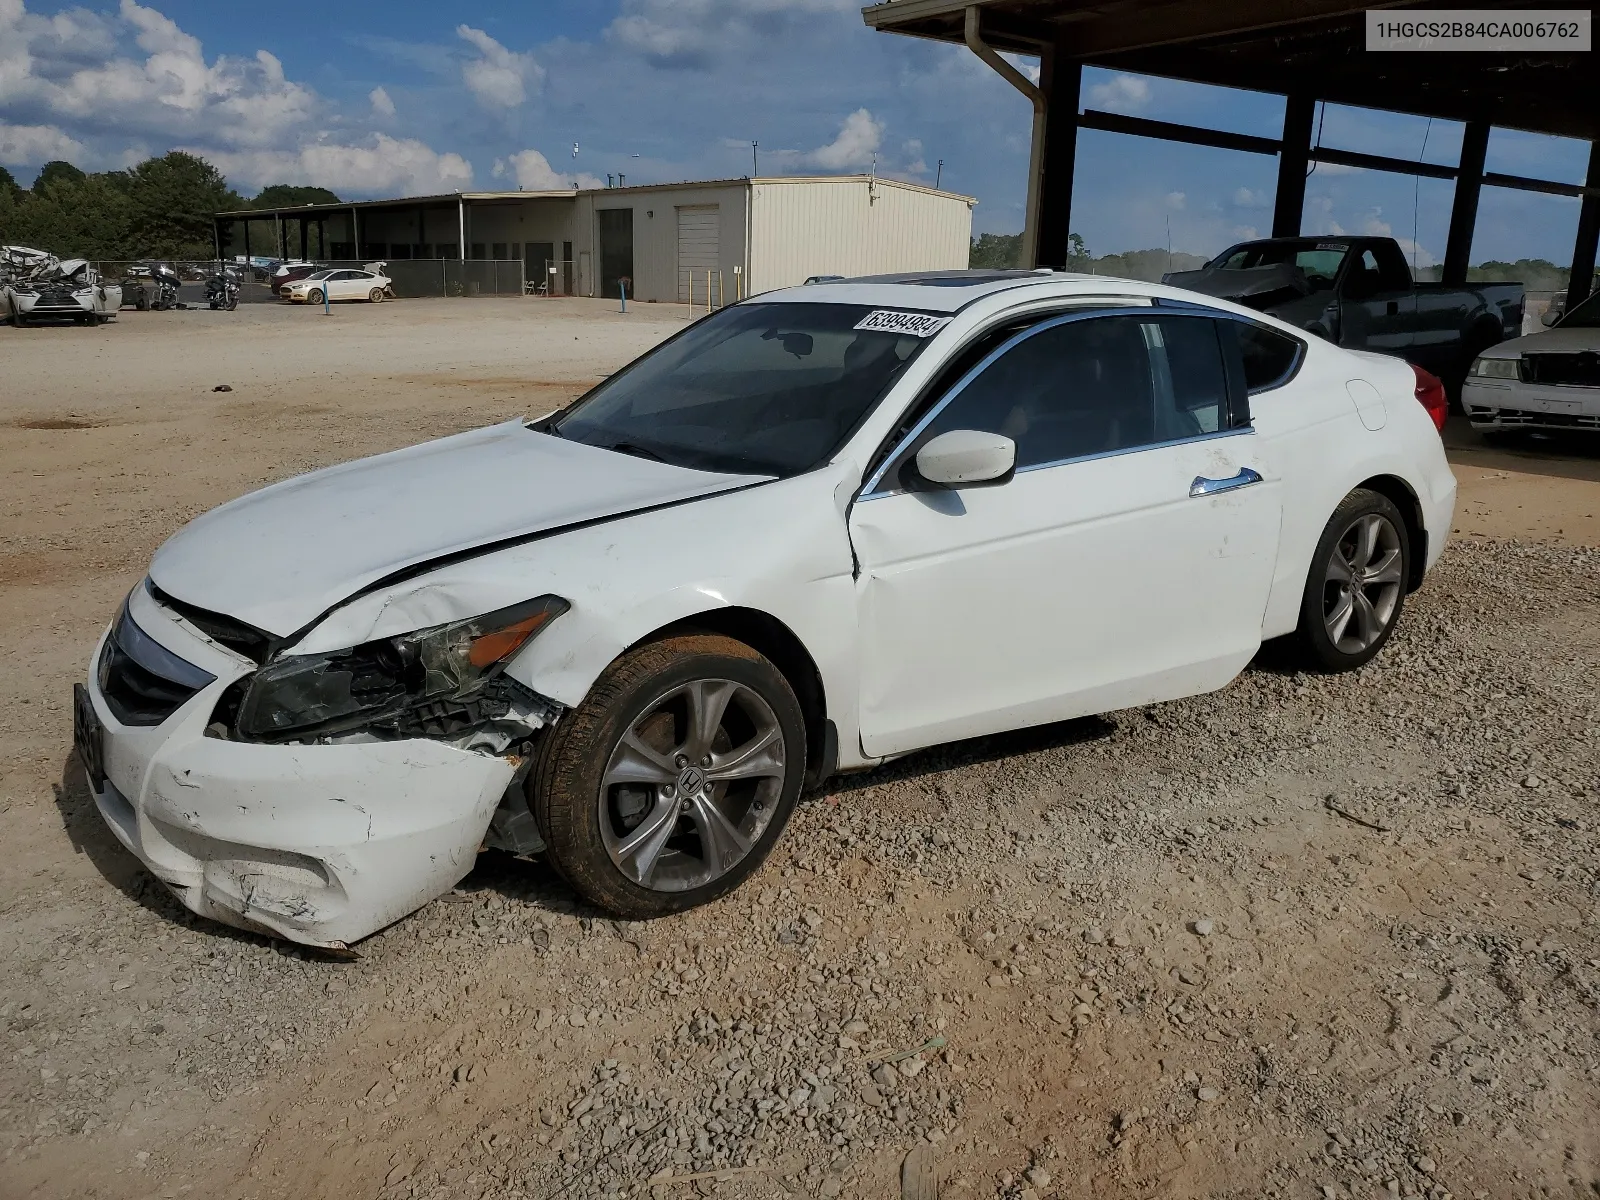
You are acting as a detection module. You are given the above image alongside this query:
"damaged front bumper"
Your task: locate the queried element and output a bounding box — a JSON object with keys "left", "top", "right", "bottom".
{"left": 79, "top": 586, "right": 533, "bottom": 948}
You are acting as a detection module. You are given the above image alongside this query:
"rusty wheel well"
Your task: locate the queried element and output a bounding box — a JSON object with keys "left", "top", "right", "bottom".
{"left": 1356, "top": 474, "right": 1427, "bottom": 591}
{"left": 636, "top": 608, "right": 832, "bottom": 782}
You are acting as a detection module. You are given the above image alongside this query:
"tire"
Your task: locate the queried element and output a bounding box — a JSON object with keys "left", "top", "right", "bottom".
{"left": 307, "top": 288, "right": 324, "bottom": 305}
{"left": 530, "top": 633, "right": 806, "bottom": 918}
{"left": 368, "top": 288, "right": 384, "bottom": 303}
{"left": 227, "top": 295, "right": 238, "bottom": 311}
{"left": 1295, "top": 488, "right": 1411, "bottom": 672}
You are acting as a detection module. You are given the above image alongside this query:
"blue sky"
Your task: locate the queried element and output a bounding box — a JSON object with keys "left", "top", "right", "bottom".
{"left": 1, "top": 0, "right": 1590, "bottom": 265}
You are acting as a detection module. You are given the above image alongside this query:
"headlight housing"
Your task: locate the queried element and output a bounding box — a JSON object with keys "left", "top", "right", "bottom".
{"left": 1470, "top": 356, "right": 1520, "bottom": 380}
{"left": 233, "top": 595, "right": 568, "bottom": 741}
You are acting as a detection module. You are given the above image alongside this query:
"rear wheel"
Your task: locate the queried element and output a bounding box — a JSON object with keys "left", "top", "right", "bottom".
{"left": 368, "top": 287, "right": 384, "bottom": 303}
{"left": 531, "top": 634, "right": 806, "bottom": 918}
{"left": 1295, "top": 488, "right": 1411, "bottom": 672}
{"left": 307, "top": 288, "right": 324, "bottom": 305}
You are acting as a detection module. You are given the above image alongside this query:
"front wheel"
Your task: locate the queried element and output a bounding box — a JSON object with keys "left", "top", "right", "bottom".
{"left": 530, "top": 634, "right": 806, "bottom": 918}
{"left": 1294, "top": 488, "right": 1411, "bottom": 672}
{"left": 307, "top": 288, "right": 324, "bottom": 305}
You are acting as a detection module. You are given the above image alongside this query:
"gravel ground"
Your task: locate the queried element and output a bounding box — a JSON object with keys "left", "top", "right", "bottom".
{"left": 1, "top": 303, "right": 1597, "bottom": 1199}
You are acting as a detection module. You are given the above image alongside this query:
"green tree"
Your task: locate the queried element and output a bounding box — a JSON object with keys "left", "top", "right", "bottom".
{"left": 969, "top": 232, "right": 1023, "bottom": 269}
{"left": 124, "top": 151, "right": 244, "bottom": 259}
{"left": 34, "top": 160, "right": 87, "bottom": 192}
{"left": 250, "top": 184, "right": 340, "bottom": 209}
{"left": 0, "top": 165, "right": 21, "bottom": 203}
{"left": 969, "top": 230, "right": 1092, "bottom": 270}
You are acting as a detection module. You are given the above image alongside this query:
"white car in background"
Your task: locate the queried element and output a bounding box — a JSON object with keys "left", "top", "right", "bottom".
{"left": 75, "top": 271, "right": 1456, "bottom": 948}
{"left": 281, "top": 266, "right": 392, "bottom": 305}
{"left": 1464, "top": 290, "right": 1600, "bottom": 437}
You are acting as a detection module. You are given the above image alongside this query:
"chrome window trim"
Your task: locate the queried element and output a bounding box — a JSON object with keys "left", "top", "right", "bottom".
{"left": 860, "top": 427, "right": 1257, "bottom": 501}
{"left": 859, "top": 306, "right": 1248, "bottom": 501}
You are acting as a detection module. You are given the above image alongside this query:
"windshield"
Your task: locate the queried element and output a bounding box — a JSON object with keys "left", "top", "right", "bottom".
{"left": 1211, "top": 241, "right": 1349, "bottom": 288}
{"left": 550, "top": 302, "right": 936, "bottom": 475}
{"left": 1556, "top": 291, "right": 1600, "bottom": 328}
{"left": 304, "top": 271, "right": 333, "bottom": 281}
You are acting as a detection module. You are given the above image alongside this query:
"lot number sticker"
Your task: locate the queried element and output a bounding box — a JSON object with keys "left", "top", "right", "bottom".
{"left": 854, "top": 310, "right": 952, "bottom": 337}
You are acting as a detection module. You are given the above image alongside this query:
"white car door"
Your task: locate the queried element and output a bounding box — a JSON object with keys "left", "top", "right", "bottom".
{"left": 848, "top": 309, "right": 1284, "bottom": 758}
{"left": 333, "top": 271, "right": 368, "bottom": 301}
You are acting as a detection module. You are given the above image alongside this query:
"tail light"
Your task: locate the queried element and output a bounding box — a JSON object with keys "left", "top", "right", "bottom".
{"left": 1411, "top": 364, "right": 1448, "bottom": 433}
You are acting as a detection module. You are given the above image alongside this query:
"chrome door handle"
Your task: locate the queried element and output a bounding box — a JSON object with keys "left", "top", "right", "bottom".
{"left": 1189, "top": 467, "right": 1263, "bottom": 497}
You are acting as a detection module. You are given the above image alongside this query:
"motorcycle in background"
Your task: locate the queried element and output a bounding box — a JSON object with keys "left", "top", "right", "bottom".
{"left": 206, "top": 267, "right": 241, "bottom": 311}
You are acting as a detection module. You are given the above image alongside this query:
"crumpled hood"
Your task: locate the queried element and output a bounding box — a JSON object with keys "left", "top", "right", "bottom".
{"left": 150, "top": 420, "right": 768, "bottom": 638}
{"left": 1163, "top": 262, "right": 1313, "bottom": 309}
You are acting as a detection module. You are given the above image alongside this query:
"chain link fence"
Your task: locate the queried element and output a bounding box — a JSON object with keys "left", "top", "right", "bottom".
{"left": 91, "top": 259, "right": 526, "bottom": 307}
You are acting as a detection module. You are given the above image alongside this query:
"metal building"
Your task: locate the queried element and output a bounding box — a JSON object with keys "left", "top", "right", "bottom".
{"left": 864, "top": 0, "right": 1599, "bottom": 311}
{"left": 214, "top": 174, "right": 975, "bottom": 304}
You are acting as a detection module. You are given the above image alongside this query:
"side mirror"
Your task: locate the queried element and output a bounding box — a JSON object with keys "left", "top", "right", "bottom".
{"left": 1541, "top": 309, "right": 1562, "bottom": 327}
{"left": 913, "top": 429, "right": 1016, "bottom": 489}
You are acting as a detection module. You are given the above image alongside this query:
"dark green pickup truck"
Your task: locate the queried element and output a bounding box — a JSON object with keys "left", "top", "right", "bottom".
{"left": 1164, "top": 235, "right": 1524, "bottom": 394}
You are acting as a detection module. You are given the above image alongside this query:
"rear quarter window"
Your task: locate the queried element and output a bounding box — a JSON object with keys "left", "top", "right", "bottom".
{"left": 1233, "top": 323, "right": 1305, "bottom": 394}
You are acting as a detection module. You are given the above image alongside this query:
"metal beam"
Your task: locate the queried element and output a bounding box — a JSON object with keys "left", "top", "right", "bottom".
{"left": 1035, "top": 55, "right": 1080, "bottom": 268}
{"left": 1443, "top": 120, "right": 1490, "bottom": 286}
{"left": 1078, "top": 108, "right": 1281, "bottom": 157}
{"left": 1566, "top": 141, "right": 1600, "bottom": 311}
{"left": 1309, "top": 146, "right": 1457, "bottom": 180}
{"left": 1272, "top": 95, "right": 1315, "bottom": 238}
{"left": 1483, "top": 171, "right": 1598, "bottom": 201}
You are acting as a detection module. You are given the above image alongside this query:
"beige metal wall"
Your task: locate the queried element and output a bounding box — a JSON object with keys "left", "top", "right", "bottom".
{"left": 748, "top": 178, "right": 974, "bottom": 296}
{"left": 572, "top": 184, "right": 751, "bottom": 303}
{"left": 461, "top": 199, "right": 576, "bottom": 257}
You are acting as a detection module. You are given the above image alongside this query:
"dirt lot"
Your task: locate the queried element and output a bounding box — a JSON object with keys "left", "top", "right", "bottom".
{"left": 2, "top": 299, "right": 1597, "bottom": 1200}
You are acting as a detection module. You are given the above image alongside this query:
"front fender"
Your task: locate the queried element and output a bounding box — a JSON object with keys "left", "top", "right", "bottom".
{"left": 291, "top": 465, "right": 868, "bottom": 764}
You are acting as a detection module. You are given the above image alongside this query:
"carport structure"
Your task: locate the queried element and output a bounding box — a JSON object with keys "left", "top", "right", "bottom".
{"left": 864, "top": 0, "right": 1600, "bottom": 308}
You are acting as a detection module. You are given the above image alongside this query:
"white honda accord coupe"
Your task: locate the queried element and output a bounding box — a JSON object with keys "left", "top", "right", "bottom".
{"left": 76, "top": 271, "right": 1456, "bottom": 948}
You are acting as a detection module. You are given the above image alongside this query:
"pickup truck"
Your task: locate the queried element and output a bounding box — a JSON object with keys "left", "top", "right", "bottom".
{"left": 1164, "top": 236, "right": 1523, "bottom": 395}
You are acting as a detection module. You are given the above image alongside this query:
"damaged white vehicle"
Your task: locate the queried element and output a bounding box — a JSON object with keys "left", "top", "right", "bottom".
{"left": 77, "top": 271, "right": 1457, "bottom": 948}
{"left": 4, "top": 246, "right": 121, "bottom": 326}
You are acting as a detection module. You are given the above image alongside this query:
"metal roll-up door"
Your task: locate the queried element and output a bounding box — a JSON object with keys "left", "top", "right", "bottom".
{"left": 677, "top": 205, "right": 720, "bottom": 303}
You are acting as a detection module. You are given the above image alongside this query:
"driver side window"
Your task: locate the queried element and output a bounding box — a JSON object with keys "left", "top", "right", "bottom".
{"left": 896, "top": 313, "right": 1238, "bottom": 485}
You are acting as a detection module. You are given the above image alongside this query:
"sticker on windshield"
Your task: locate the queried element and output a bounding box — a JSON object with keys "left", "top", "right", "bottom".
{"left": 1315, "top": 242, "right": 1347, "bottom": 250}
{"left": 853, "top": 310, "right": 952, "bottom": 337}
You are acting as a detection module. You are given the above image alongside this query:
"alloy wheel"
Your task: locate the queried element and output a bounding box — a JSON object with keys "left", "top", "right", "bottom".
{"left": 1322, "top": 512, "right": 1404, "bottom": 654}
{"left": 598, "top": 678, "right": 786, "bottom": 892}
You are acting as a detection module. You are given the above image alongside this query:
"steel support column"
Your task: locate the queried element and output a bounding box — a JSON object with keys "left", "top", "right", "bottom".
{"left": 1272, "top": 95, "right": 1316, "bottom": 238}
{"left": 351, "top": 206, "right": 360, "bottom": 260}
{"left": 458, "top": 197, "right": 467, "bottom": 260}
{"left": 1443, "top": 120, "right": 1490, "bottom": 286}
{"left": 298, "top": 218, "right": 308, "bottom": 262}
{"left": 1565, "top": 140, "right": 1600, "bottom": 311}
{"left": 962, "top": 7, "right": 1047, "bottom": 267}
{"left": 1035, "top": 54, "right": 1081, "bottom": 269}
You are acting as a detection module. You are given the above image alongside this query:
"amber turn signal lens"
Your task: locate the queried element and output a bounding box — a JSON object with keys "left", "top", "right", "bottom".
{"left": 467, "top": 610, "right": 559, "bottom": 669}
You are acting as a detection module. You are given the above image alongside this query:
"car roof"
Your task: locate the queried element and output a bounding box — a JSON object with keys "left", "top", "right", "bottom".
{"left": 755, "top": 270, "right": 1153, "bottom": 313}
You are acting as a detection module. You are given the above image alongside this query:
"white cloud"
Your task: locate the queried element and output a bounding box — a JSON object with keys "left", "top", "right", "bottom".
{"left": 0, "top": 0, "right": 316, "bottom": 152}
{"left": 1086, "top": 73, "right": 1150, "bottom": 113}
{"left": 0, "top": 119, "right": 87, "bottom": 165}
{"left": 1231, "top": 224, "right": 1260, "bottom": 240}
{"left": 808, "top": 108, "right": 882, "bottom": 170}
{"left": 199, "top": 134, "right": 472, "bottom": 196}
{"left": 369, "top": 86, "right": 395, "bottom": 118}
{"left": 1165, "top": 191, "right": 1186, "bottom": 210}
{"left": 1232, "top": 186, "right": 1267, "bottom": 208}
{"left": 605, "top": 0, "right": 857, "bottom": 67}
{"left": 456, "top": 25, "right": 542, "bottom": 110}
{"left": 491, "top": 149, "right": 603, "bottom": 191}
